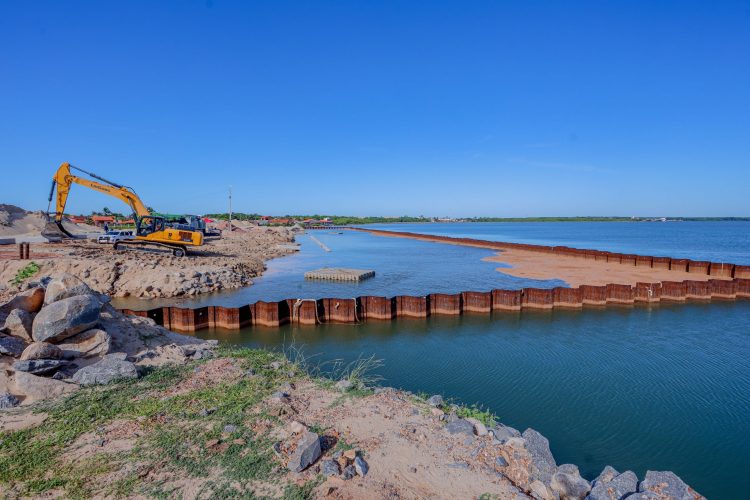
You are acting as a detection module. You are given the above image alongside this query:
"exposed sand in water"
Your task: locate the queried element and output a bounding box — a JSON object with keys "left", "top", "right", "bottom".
{"left": 484, "top": 249, "right": 728, "bottom": 287}
{"left": 354, "top": 228, "right": 731, "bottom": 287}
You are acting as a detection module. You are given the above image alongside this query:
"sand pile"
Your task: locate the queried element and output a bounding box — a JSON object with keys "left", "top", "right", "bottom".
{"left": 0, "top": 226, "right": 296, "bottom": 299}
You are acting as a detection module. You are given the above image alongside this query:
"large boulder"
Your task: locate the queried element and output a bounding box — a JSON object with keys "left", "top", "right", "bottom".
{"left": 57, "top": 328, "right": 110, "bottom": 359}
{"left": 44, "top": 273, "right": 95, "bottom": 304}
{"left": 0, "top": 335, "right": 27, "bottom": 357}
{"left": 287, "top": 431, "right": 321, "bottom": 472}
{"left": 522, "top": 428, "right": 558, "bottom": 484}
{"left": 4, "top": 287, "right": 45, "bottom": 313}
{"left": 20, "top": 342, "right": 63, "bottom": 361}
{"left": 550, "top": 469, "right": 591, "bottom": 499}
{"left": 638, "top": 471, "right": 704, "bottom": 500}
{"left": 587, "top": 466, "right": 637, "bottom": 500}
{"left": 12, "top": 371, "right": 78, "bottom": 401}
{"left": 446, "top": 418, "right": 476, "bottom": 436}
{"left": 32, "top": 295, "right": 101, "bottom": 343}
{"left": 13, "top": 359, "right": 67, "bottom": 376}
{"left": 491, "top": 424, "right": 521, "bottom": 444}
{"left": 2, "top": 309, "right": 33, "bottom": 341}
{"left": 70, "top": 354, "right": 138, "bottom": 385}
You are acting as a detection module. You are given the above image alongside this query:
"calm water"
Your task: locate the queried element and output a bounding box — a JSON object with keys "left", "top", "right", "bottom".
{"left": 200, "top": 301, "right": 750, "bottom": 499}
{"left": 365, "top": 221, "right": 750, "bottom": 264}
{"left": 114, "top": 228, "right": 565, "bottom": 309}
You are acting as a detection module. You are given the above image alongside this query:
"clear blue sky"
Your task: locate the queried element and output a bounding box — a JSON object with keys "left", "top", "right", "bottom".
{"left": 1, "top": 1, "right": 748, "bottom": 217}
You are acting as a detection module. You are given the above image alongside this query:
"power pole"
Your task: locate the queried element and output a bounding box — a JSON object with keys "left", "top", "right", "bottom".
{"left": 228, "top": 185, "right": 233, "bottom": 234}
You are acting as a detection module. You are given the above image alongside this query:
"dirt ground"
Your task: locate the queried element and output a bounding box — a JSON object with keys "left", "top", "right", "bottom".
{"left": 0, "top": 225, "right": 297, "bottom": 302}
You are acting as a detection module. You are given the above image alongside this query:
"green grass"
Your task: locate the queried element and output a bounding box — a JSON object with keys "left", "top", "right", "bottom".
{"left": 455, "top": 404, "right": 497, "bottom": 427}
{"left": 9, "top": 261, "right": 39, "bottom": 285}
{"left": 0, "top": 348, "right": 295, "bottom": 497}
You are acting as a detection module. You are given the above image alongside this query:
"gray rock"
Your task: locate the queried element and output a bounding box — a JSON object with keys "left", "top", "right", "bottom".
{"left": 354, "top": 455, "right": 369, "bottom": 476}
{"left": 587, "top": 469, "right": 638, "bottom": 500}
{"left": 491, "top": 424, "right": 521, "bottom": 444}
{"left": 495, "top": 456, "right": 508, "bottom": 467}
{"left": 550, "top": 471, "right": 591, "bottom": 500}
{"left": 32, "top": 295, "right": 101, "bottom": 343}
{"left": 0, "top": 336, "right": 27, "bottom": 357}
{"left": 57, "top": 329, "right": 110, "bottom": 359}
{"left": 0, "top": 392, "right": 20, "bottom": 409}
{"left": 2, "top": 309, "right": 33, "bottom": 341}
{"left": 335, "top": 379, "right": 354, "bottom": 392}
{"left": 44, "top": 274, "right": 95, "bottom": 304}
{"left": 592, "top": 465, "right": 619, "bottom": 486}
{"left": 321, "top": 459, "right": 340, "bottom": 476}
{"left": 270, "top": 361, "right": 282, "bottom": 370}
{"left": 445, "top": 418, "right": 475, "bottom": 436}
{"left": 522, "top": 428, "right": 558, "bottom": 485}
{"left": 558, "top": 464, "right": 580, "bottom": 476}
{"left": 223, "top": 424, "right": 238, "bottom": 433}
{"left": 342, "top": 464, "right": 356, "bottom": 480}
{"left": 287, "top": 431, "right": 321, "bottom": 472}
{"left": 446, "top": 462, "right": 470, "bottom": 469}
{"left": 12, "top": 371, "right": 78, "bottom": 400}
{"left": 638, "top": 470, "right": 702, "bottom": 500}
{"left": 13, "top": 358, "right": 67, "bottom": 375}
{"left": 70, "top": 354, "right": 138, "bottom": 385}
{"left": 20, "top": 342, "right": 62, "bottom": 361}
{"left": 427, "top": 394, "right": 444, "bottom": 407}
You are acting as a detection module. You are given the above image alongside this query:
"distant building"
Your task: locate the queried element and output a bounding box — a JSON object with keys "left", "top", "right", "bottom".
{"left": 91, "top": 216, "right": 115, "bottom": 227}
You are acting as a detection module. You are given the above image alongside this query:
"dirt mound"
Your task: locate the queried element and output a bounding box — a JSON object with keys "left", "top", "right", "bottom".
{"left": 0, "top": 205, "right": 46, "bottom": 237}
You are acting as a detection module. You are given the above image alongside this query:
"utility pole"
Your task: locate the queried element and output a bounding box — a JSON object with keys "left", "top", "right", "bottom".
{"left": 228, "top": 185, "right": 233, "bottom": 234}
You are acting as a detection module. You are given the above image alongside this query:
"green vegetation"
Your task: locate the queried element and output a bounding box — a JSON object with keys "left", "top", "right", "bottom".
{"left": 9, "top": 261, "right": 39, "bottom": 286}
{"left": 0, "top": 348, "right": 304, "bottom": 498}
{"left": 455, "top": 403, "right": 497, "bottom": 427}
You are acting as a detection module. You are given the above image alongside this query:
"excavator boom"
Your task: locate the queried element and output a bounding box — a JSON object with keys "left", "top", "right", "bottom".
{"left": 49, "top": 162, "right": 150, "bottom": 221}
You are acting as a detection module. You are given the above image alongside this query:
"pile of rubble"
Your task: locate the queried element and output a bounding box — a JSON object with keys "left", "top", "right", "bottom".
{"left": 0, "top": 274, "right": 216, "bottom": 406}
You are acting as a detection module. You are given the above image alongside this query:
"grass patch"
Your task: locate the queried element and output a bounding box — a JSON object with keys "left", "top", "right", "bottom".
{"left": 9, "top": 261, "right": 39, "bottom": 285}
{"left": 456, "top": 404, "right": 497, "bottom": 427}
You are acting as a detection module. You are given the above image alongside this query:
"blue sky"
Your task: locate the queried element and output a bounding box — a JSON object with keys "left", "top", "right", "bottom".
{"left": 1, "top": 1, "right": 748, "bottom": 217}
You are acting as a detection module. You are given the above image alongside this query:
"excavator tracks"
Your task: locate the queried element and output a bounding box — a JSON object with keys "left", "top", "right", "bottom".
{"left": 113, "top": 239, "right": 188, "bottom": 257}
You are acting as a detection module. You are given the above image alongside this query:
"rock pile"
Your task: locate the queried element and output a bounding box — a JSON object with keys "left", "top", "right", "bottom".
{"left": 0, "top": 274, "right": 217, "bottom": 406}
{"left": 432, "top": 402, "right": 705, "bottom": 500}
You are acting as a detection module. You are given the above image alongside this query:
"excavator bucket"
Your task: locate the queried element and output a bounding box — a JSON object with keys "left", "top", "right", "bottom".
{"left": 40, "top": 214, "right": 81, "bottom": 241}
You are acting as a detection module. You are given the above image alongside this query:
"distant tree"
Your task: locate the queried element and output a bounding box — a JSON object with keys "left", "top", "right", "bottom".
{"left": 147, "top": 206, "right": 156, "bottom": 214}
{"left": 102, "top": 207, "right": 112, "bottom": 215}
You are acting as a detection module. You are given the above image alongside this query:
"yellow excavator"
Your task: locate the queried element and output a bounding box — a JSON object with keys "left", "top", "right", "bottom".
{"left": 44, "top": 162, "right": 203, "bottom": 257}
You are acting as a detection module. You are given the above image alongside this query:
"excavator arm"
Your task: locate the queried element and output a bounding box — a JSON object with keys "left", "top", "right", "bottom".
{"left": 48, "top": 162, "right": 150, "bottom": 222}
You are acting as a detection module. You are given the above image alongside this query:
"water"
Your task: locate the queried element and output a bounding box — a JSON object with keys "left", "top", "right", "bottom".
{"left": 200, "top": 301, "right": 750, "bottom": 499}
{"left": 114, "top": 228, "right": 565, "bottom": 309}
{"left": 364, "top": 221, "right": 750, "bottom": 264}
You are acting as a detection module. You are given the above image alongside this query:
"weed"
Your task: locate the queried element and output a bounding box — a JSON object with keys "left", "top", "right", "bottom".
{"left": 283, "top": 476, "right": 323, "bottom": 500}
{"left": 456, "top": 404, "right": 497, "bottom": 427}
{"left": 10, "top": 261, "right": 39, "bottom": 285}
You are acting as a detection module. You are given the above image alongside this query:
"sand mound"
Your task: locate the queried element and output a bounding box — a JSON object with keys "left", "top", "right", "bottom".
{"left": 0, "top": 205, "right": 47, "bottom": 237}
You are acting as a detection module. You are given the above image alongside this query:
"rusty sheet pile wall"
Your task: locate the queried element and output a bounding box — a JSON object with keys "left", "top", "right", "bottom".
{"left": 121, "top": 277, "right": 750, "bottom": 332}
{"left": 119, "top": 229, "right": 750, "bottom": 332}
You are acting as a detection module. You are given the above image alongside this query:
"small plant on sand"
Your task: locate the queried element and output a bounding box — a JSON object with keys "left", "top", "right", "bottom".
{"left": 456, "top": 404, "right": 497, "bottom": 427}
{"left": 9, "top": 261, "right": 39, "bottom": 285}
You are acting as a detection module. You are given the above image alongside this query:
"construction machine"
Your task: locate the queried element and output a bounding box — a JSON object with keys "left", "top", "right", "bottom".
{"left": 44, "top": 162, "right": 203, "bottom": 256}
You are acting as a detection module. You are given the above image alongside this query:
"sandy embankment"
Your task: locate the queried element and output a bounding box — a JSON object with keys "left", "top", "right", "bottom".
{"left": 354, "top": 227, "right": 732, "bottom": 287}
{"left": 1, "top": 221, "right": 297, "bottom": 301}
{"left": 483, "top": 250, "right": 729, "bottom": 287}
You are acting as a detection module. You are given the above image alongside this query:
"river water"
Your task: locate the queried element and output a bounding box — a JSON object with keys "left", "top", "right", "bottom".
{"left": 118, "top": 221, "right": 750, "bottom": 497}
